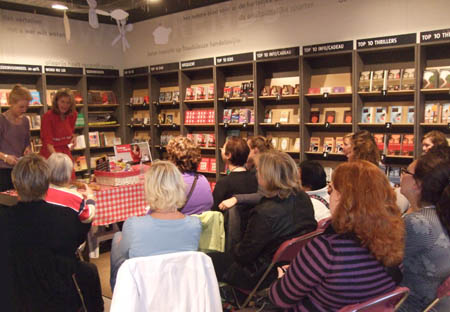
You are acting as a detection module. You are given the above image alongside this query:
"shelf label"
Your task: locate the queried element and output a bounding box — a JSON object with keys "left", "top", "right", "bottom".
{"left": 44, "top": 66, "right": 82, "bottom": 75}
{"left": 224, "top": 122, "right": 229, "bottom": 128}
{"left": 420, "top": 28, "right": 450, "bottom": 43}
{"left": 275, "top": 122, "right": 281, "bottom": 128}
{"left": 325, "top": 122, "right": 331, "bottom": 129}
{"left": 256, "top": 47, "right": 299, "bottom": 60}
{"left": 242, "top": 122, "right": 248, "bottom": 128}
{"left": 0, "top": 63, "right": 41, "bottom": 73}
{"left": 385, "top": 122, "right": 392, "bottom": 129}
{"left": 85, "top": 68, "right": 119, "bottom": 76}
{"left": 124, "top": 66, "right": 149, "bottom": 76}
{"left": 382, "top": 90, "right": 388, "bottom": 96}
{"left": 216, "top": 52, "right": 254, "bottom": 64}
{"left": 150, "top": 62, "right": 179, "bottom": 73}
{"left": 323, "top": 152, "right": 328, "bottom": 158}
{"left": 357, "top": 33, "right": 416, "bottom": 49}
{"left": 181, "top": 58, "right": 214, "bottom": 69}
{"left": 303, "top": 40, "right": 353, "bottom": 55}
{"left": 323, "top": 92, "right": 329, "bottom": 98}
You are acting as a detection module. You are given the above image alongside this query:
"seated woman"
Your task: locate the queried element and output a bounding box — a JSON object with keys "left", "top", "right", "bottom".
{"left": 6, "top": 154, "right": 103, "bottom": 311}
{"left": 166, "top": 136, "right": 213, "bottom": 215}
{"left": 270, "top": 160, "right": 404, "bottom": 311}
{"left": 210, "top": 151, "right": 316, "bottom": 290}
{"left": 45, "top": 152, "right": 95, "bottom": 223}
{"left": 110, "top": 160, "right": 202, "bottom": 291}
{"left": 422, "top": 130, "right": 449, "bottom": 153}
{"left": 398, "top": 146, "right": 450, "bottom": 312}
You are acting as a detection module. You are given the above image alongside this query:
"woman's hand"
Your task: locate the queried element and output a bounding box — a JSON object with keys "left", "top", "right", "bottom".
{"left": 219, "top": 197, "right": 237, "bottom": 210}
{"left": 5, "top": 155, "right": 19, "bottom": 166}
{"left": 70, "top": 135, "right": 77, "bottom": 150}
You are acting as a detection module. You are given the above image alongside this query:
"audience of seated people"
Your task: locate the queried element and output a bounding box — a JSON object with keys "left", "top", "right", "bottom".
{"left": 399, "top": 146, "right": 450, "bottom": 312}
{"left": 270, "top": 160, "right": 405, "bottom": 311}
{"left": 422, "top": 130, "right": 449, "bottom": 154}
{"left": 5, "top": 154, "right": 103, "bottom": 311}
{"left": 209, "top": 151, "right": 317, "bottom": 290}
{"left": 110, "top": 160, "right": 202, "bottom": 290}
{"left": 166, "top": 136, "right": 213, "bottom": 215}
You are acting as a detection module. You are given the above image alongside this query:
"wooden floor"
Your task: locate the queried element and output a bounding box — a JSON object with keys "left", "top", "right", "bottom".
{"left": 91, "top": 251, "right": 113, "bottom": 299}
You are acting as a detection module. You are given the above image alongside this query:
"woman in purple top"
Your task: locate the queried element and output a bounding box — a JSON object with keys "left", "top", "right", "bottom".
{"left": 0, "top": 84, "right": 32, "bottom": 191}
{"left": 166, "top": 136, "right": 213, "bottom": 215}
{"left": 270, "top": 160, "right": 405, "bottom": 311}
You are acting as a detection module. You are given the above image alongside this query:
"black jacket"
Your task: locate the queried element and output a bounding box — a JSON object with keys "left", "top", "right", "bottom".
{"left": 225, "top": 190, "right": 317, "bottom": 289}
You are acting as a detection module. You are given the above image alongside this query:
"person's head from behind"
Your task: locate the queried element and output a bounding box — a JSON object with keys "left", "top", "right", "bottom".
{"left": 221, "top": 136, "right": 249, "bottom": 167}
{"left": 246, "top": 136, "right": 273, "bottom": 169}
{"left": 47, "top": 153, "right": 73, "bottom": 187}
{"left": 12, "top": 154, "right": 49, "bottom": 202}
{"left": 329, "top": 160, "right": 403, "bottom": 267}
{"left": 8, "top": 84, "right": 32, "bottom": 118}
{"left": 349, "top": 130, "right": 380, "bottom": 165}
{"left": 299, "top": 160, "right": 327, "bottom": 191}
{"left": 166, "top": 136, "right": 201, "bottom": 173}
{"left": 52, "top": 88, "right": 75, "bottom": 116}
{"left": 422, "top": 131, "right": 448, "bottom": 154}
{"left": 414, "top": 146, "right": 450, "bottom": 233}
{"left": 342, "top": 133, "right": 353, "bottom": 159}
{"left": 144, "top": 160, "right": 186, "bottom": 212}
{"left": 257, "top": 151, "right": 301, "bottom": 199}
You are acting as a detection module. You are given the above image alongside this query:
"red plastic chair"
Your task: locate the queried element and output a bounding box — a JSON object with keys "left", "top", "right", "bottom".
{"left": 423, "top": 275, "right": 450, "bottom": 312}
{"left": 337, "top": 286, "right": 409, "bottom": 312}
{"left": 239, "top": 227, "right": 326, "bottom": 308}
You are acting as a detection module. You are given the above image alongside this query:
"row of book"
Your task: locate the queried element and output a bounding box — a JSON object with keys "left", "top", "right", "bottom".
{"left": 185, "top": 110, "right": 215, "bottom": 124}
{"left": 270, "top": 137, "right": 300, "bottom": 153}
{"left": 30, "top": 137, "right": 42, "bottom": 153}
{"left": 224, "top": 81, "right": 254, "bottom": 98}
{"left": 423, "top": 67, "right": 450, "bottom": 89}
{"left": 361, "top": 106, "right": 414, "bottom": 124}
{"left": 131, "top": 110, "right": 150, "bottom": 125}
{"left": 85, "top": 131, "right": 121, "bottom": 148}
{"left": 25, "top": 113, "right": 41, "bottom": 129}
{"left": 186, "top": 85, "right": 214, "bottom": 101}
{"left": 223, "top": 108, "right": 254, "bottom": 124}
{"left": 261, "top": 84, "right": 300, "bottom": 96}
{"left": 310, "top": 137, "right": 345, "bottom": 154}
{"left": 160, "top": 133, "right": 175, "bottom": 146}
{"left": 0, "top": 89, "right": 42, "bottom": 106}
{"left": 87, "top": 90, "right": 117, "bottom": 105}
{"left": 358, "top": 68, "right": 415, "bottom": 92}
{"left": 197, "top": 157, "right": 216, "bottom": 173}
{"left": 133, "top": 130, "right": 151, "bottom": 145}
{"left": 159, "top": 91, "right": 180, "bottom": 103}
{"left": 307, "top": 86, "right": 352, "bottom": 95}
{"left": 158, "top": 111, "right": 180, "bottom": 125}
{"left": 186, "top": 133, "right": 216, "bottom": 148}
{"left": 130, "top": 96, "right": 150, "bottom": 105}
{"left": 310, "top": 109, "right": 352, "bottom": 124}
{"left": 374, "top": 133, "right": 414, "bottom": 156}
{"left": 264, "top": 108, "right": 299, "bottom": 124}
{"left": 424, "top": 102, "right": 450, "bottom": 123}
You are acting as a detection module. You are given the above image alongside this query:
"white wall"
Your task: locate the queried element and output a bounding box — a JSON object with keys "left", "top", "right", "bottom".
{"left": 124, "top": 0, "right": 450, "bottom": 68}
{"left": 0, "top": 9, "right": 123, "bottom": 69}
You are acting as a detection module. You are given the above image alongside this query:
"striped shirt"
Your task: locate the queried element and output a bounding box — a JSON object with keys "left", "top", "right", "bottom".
{"left": 45, "top": 184, "right": 95, "bottom": 223}
{"left": 269, "top": 226, "right": 397, "bottom": 311}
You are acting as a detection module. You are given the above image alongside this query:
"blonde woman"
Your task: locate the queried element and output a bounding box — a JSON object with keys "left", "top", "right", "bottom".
{"left": 210, "top": 151, "right": 316, "bottom": 290}
{"left": 0, "top": 84, "right": 32, "bottom": 191}
{"left": 110, "top": 161, "right": 202, "bottom": 290}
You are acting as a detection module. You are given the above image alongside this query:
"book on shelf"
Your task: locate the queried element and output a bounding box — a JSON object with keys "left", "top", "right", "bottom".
{"left": 324, "top": 111, "right": 336, "bottom": 123}
{"left": 261, "top": 86, "right": 270, "bottom": 96}
{"left": 294, "top": 84, "right": 300, "bottom": 95}
{"left": 375, "top": 107, "right": 387, "bottom": 123}
{"left": 309, "top": 137, "right": 321, "bottom": 152}
{"left": 232, "top": 86, "right": 241, "bottom": 98}
{"left": 28, "top": 114, "right": 41, "bottom": 129}
{"left": 279, "top": 137, "right": 290, "bottom": 152}
{"left": 223, "top": 87, "right": 232, "bottom": 98}
{"left": 371, "top": 70, "right": 386, "bottom": 92}
{"left": 422, "top": 69, "right": 439, "bottom": 89}
{"left": 401, "top": 68, "right": 415, "bottom": 90}
{"left": 185, "top": 87, "right": 195, "bottom": 100}
{"left": 102, "top": 132, "right": 116, "bottom": 147}
{"left": 386, "top": 134, "right": 402, "bottom": 156}
{"left": 279, "top": 110, "right": 290, "bottom": 123}
{"left": 241, "top": 81, "right": 254, "bottom": 97}
{"left": 320, "top": 87, "right": 332, "bottom": 94}
{"left": 209, "top": 158, "right": 216, "bottom": 172}
{"left": 358, "top": 71, "right": 372, "bottom": 92}
{"left": 172, "top": 91, "right": 180, "bottom": 102}
{"left": 307, "top": 87, "right": 321, "bottom": 94}
{"left": 164, "top": 91, "right": 172, "bottom": 102}
{"left": 29, "top": 91, "right": 41, "bottom": 105}
{"left": 75, "top": 135, "right": 86, "bottom": 149}
{"left": 74, "top": 156, "right": 88, "bottom": 172}
{"left": 401, "top": 134, "right": 414, "bottom": 156}
{"left": 407, "top": 106, "right": 415, "bottom": 123}
{"left": 133, "top": 131, "right": 150, "bottom": 144}
{"left": 310, "top": 109, "right": 320, "bottom": 123}
{"left": 195, "top": 86, "right": 205, "bottom": 100}
{"left": 75, "top": 113, "right": 85, "bottom": 127}
{"left": 195, "top": 134, "right": 206, "bottom": 147}
{"left": 207, "top": 85, "right": 214, "bottom": 100}
{"left": 424, "top": 102, "right": 440, "bottom": 123}
{"left": 72, "top": 90, "right": 83, "bottom": 104}
{"left": 439, "top": 68, "right": 450, "bottom": 89}
{"left": 292, "top": 138, "right": 300, "bottom": 152}
{"left": 88, "top": 131, "right": 100, "bottom": 147}
{"left": 223, "top": 109, "right": 232, "bottom": 123}
{"left": 95, "top": 155, "right": 110, "bottom": 172}
{"left": 281, "top": 85, "right": 294, "bottom": 96}
{"left": 270, "top": 86, "right": 281, "bottom": 96}
{"left": 323, "top": 137, "right": 335, "bottom": 153}
{"left": 250, "top": 110, "right": 255, "bottom": 123}
{"left": 238, "top": 109, "right": 251, "bottom": 123}
{"left": 361, "top": 107, "right": 373, "bottom": 123}
{"left": 271, "top": 137, "right": 279, "bottom": 149}
{"left": 387, "top": 69, "right": 401, "bottom": 91}
{"left": 373, "top": 134, "right": 386, "bottom": 154}
{"left": 389, "top": 106, "right": 403, "bottom": 123}
{"left": 87, "top": 90, "right": 117, "bottom": 105}
{"left": 30, "top": 137, "right": 42, "bottom": 153}
{"left": 335, "top": 137, "right": 344, "bottom": 154}
{"left": 343, "top": 110, "right": 352, "bottom": 123}
{"left": 441, "top": 102, "right": 450, "bottom": 123}
{"left": 264, "top": 109, "right": 272, "bottom": 123}
{"left": 206, "top": 134, "right": 216, "bottom": 148}
{"left": 197, "top": 158, "right": 210, "bottom": 172}
{"left": 0, "top": 90, "right": 9, "bottom": 106}
{"left": 158, "top": 92, "right": 166, "bottom": 102}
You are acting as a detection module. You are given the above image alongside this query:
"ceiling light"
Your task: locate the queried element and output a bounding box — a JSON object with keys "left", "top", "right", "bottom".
{"left": 52, "top": 4, "right": 68, "bottom": 10}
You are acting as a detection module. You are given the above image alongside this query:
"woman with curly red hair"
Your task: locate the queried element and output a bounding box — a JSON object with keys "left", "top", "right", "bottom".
{"left": 270, "top": 160, "right": 404, "bottom": 311}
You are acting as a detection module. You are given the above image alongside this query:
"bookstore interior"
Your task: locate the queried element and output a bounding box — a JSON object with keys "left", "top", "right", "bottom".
{"left": 1, "top": 0, "right": 450, "bottom": 310}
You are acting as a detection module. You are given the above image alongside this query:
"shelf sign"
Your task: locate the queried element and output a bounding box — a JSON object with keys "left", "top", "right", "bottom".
{"left": 181, "top": 58, "right": 214, "bottom": 69}
{"left": 357, "top": 33, "right": 416, "bottom": 49}
{"left": 0, "top": 63, "right": 41, "bottom": 73}
{"left": 124, "top": 66, "right": 149, "bottom": 76}
{"left": 255, "top": 47, "right": 299, "bottom": 60}
{"left": 216, "top": 52, "right": 254, "bottom": 65}
{"left": 303, "top": 40, "right": 353, "bottom": 55}
{"left": 150, "top": 62, "right": 179, "bottom": 73}
{"left": 44, "top": 66, "right": 82, "bottom": 75}
{"left": 85, "top": 68, "right": 119, "bottom": 76}
{"left": 420, "top": 28, "right": 450, "bottom": 43}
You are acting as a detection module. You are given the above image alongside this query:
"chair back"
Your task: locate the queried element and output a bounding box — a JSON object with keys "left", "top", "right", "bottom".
{"left": 337, "top": 286, "right": 409, "bottom": 312}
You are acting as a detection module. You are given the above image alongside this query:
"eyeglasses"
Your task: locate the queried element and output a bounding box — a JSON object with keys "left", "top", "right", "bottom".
{"left": 400, "top": 168, "right": 414, "bottom": 176}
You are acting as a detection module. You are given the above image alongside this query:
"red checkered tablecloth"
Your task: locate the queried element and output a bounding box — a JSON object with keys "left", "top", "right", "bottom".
{"left": 93, "top": 183, "right": 147, "bottom": 226}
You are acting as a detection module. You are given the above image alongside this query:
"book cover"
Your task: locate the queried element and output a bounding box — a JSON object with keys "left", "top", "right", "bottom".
{"left": 422, "top": 69, "right": 438, "bottom": 89}
{"left": 270, "top": 86, "right": 281, "bottom": 96}
{"left": 282, "top": 85, "right": 293, "bottom": 96}
{"left": 320, "top": 87, "right": 332, "bottom": 94}
{"left": 292, "top": 138, "right": 300, "bottom": 152}
{"left": 279, "top": 110, "right": 290, "bottom": 123}
{"left": 209, "top": 158, "right": 216, "bottom": 173}
{"left": 232, "top": 86, "right": 241, "bottom": 98}
{"left": 309, "top": 137, "right": 321, "bottom": 152}
{"left": 185, "top": 87, "right": 194, "bottom": 100}
{"left": 206, "top": 134, "right": 216, "bottom": 148}
{"left": 223, "top": 109, "right": 232, "bottom": 123}
{"left": 335, "top": 137, "right": 344, "bottom": 153}
{"left": 374, "top": 134, "right": 386, "bottom": 153}
{"left": 439, "top": 68, "right": 450, "bottom": 88}
{"left": 75, "top": 135, "right": 86, "bottom": 149}
{"left": 261, "top": 86, "right": 270, "bottom": 96}
{"left": 294, "top": 84, "right": 300, "bottom": 95}
{"left": 407, "top": 106, "right": 415, "bottom": 123}
{"left": 323, "top": 137, "right": 335, "bottom": 153}
{"left": 371, "top": 70, "right": 386, "bottom": 92}
{"left": 401, "top": 134, "right": 414, "bottom": 156}
{"left": 72, "top": 91, "right": 83, "bottom": 105}
{"left": 358, "top": 71, "right": 372, "bottom": 92}
{"left": 271, "top": 137, "right": 279, "bottom": 150}
{"left": 195, "top": 86, "right": 205, "bottom": 100}
{"left": 310, "top": 109, "right": 320, "bottom": 123}
{"left": 231, "top": 109, "right": 240, "bottom": 123}
{"left": 401, "top": 68, "right": 416, "bottom": 90}
{"left": 264, "top": 109, "right": 272, "bottom": 123}
{"left": 239, "top": 109, "right": 251, "bottom": 123}
{"left": 114, "top": 142, "right": 152, "bottom": 163}
{"left": 343, "top": 110, "right": 352, "bottom": 123}
{"left": 95, "top": 155, "right": 110, "bottom": 172}
{"left": 308, "top": 87, "right": 321, "bottom": 94}
{"left": 387, "top": 69, "right": 401, "bottom": 91}
{"left": 390, "top": 106, "right": 403, "bottom": 123}
{"left": 101, "top": 91, "right": 117, "bottom": 104}
{"left": 361, "top": 107, "right": 373, "bottom": 123}
{"left": 0, "top": 90, "right": 8, "bottom": 106}
{"left": 424, "top": 102, "right": 440, "bottom": 123}
{"left": 196, "top": 134, "right": 206, "bottom": 147}
{"left": 375, "top": 107, "right": 387, "bottom": 123}
{"left": 207, "top": 85, "right": 214, "bottom": 99}
{"left": 103, "top": 132, "right": 116, "bottom": 147}
{"left": 88, "top": 131, "right": 100, "bottom": 147}
{"left": 164, "top": 91, "right": 172, "bottom": 102}
{"left": 74, "top": 156, "right": 88, "bottom": 171}
{"left": 30, "top": 91, "right": 41, "bottom": 105}
{"left": 279, "top": 137, "right": 290, "bottom": 152}
{"left": 325, "top": 111, "right": 336, "bottom": 123}
{"left": 441, "top": 102, "right": 450, "bottom": 123}
{"left": 387, "top": 134, "right": 402, "bottom": 156}
{"left": 197, "top": 158, "right": 210, "bottom": 172}
{"left": 223, "top": 87, "right": 232, "bottom": 98}
{"left": 172, "top": 91, "right": 180, "bottom": 102}
{"left": 250, "top": 109, "right": 255, "bottom": 123}
{"left": 75, "top": 113, "right": 85, "bottom": 127}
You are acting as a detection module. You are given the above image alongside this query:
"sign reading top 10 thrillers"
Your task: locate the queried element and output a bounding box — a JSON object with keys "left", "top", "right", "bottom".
{"left": 357, "top": 33, "right": 416, "bottom": 49}
{"left": 420, "top": 28, "right": 450, "bottom": 42}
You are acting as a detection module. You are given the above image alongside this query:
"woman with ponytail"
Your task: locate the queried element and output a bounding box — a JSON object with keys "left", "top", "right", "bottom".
{"left": 399, "top": 146, "right": 450, "bottom": 312}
